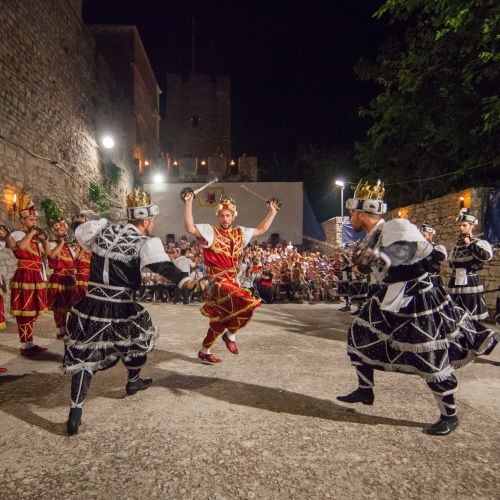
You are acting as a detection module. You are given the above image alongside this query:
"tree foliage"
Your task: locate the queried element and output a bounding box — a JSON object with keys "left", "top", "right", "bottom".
{"left": 355, "top": 0, "right": 500, "bottom": 207}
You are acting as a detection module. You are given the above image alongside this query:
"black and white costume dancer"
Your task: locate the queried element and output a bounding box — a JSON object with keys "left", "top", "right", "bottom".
{"left": 64, "top": 189, "right": 193, "bottom": 435}
{"left": 448, "top": 208, "right": 493, "bottom": 321}
{"left": 337, "top": 180, "right": 497, "bottom": 436}
{"left": 419, "top": 222, "right": 447, "bottom": 287}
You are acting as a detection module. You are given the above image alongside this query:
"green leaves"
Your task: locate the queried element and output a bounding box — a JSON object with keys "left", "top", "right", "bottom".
{"left": 89, "top": 181, "right": 109, "bottom": 214}
{"left": 355, "top": 0, "right": 499, "bottom": 207}
{"left": 40, "top": 198, "right": 65, "bottom": 229}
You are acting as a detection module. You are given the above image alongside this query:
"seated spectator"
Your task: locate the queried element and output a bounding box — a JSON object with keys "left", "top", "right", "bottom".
{"left": 257, "top": 270, "right": 274, "bottom": 304}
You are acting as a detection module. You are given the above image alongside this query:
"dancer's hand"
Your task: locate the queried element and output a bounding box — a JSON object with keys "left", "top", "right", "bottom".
{"left": 183, "top": 191, "right": 194, "bottom": 204}
{"left": 267, "top": 198, "right": 280, "bottom": 214}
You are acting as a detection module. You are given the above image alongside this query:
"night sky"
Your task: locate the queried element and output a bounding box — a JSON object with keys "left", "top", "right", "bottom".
{"left": 83, "top": 0, "right": 395, "bottom": 161}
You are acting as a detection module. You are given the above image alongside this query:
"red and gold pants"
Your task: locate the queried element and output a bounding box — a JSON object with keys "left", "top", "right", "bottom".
{"left": 201, "top": 277, "right": 260, "bottom": 349}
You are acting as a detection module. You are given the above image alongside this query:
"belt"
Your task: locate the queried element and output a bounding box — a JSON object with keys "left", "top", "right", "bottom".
{"left": 17, "top": 259, "right": 43, "bottom": 271}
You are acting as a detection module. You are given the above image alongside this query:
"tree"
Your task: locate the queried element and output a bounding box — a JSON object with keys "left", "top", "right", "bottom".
{"left": 355, "top": 0, "right": 500, "bottom": 207}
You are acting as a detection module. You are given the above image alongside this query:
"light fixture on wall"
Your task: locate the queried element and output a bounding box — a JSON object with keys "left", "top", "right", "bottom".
{"left": 459, "top": 196, "right": 465, "bottom": 209}
{"left": 5, "top": 191, "right": 17, "bottom": 221}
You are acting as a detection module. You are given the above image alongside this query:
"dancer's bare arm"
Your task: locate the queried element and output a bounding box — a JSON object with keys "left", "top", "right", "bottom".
{"left": 183, "top": 192, "right": 203, "bottom": 239}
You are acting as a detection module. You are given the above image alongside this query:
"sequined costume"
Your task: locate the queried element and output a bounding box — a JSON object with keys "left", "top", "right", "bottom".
{"left": 196, "top": 224, "right": 260, "bottom": 350}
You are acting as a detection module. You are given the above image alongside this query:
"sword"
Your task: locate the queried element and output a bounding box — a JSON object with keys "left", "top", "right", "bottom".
{"left": 240, "top": 184, "right": 282, "bottom": 208}
{"left": 180, "top": 178, "right": 219, "bottom": 200}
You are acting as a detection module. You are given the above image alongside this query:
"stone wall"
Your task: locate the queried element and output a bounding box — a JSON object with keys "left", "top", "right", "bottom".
{"left": 387, "top": 187, "right": 498, "bottom": 316}
{"left": 320, "top": 217, "right": 349, "bottom": 251}
{"left": 0, "top": 0, "right": 136, "bottom": 318}
{"left": 164, "top": 73, "right": 231, "bottom": 158}
{"left": 318, "top": 187, "right": 498, "bottom": 317}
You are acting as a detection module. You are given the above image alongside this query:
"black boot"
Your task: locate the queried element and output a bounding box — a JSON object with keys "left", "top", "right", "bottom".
{"left": 66, "top": 407, "right": 82, "bottom": 436}
{"left": 337, "top": 387, "right": 374, "bottom": 405}
{"left": 126, "top": 377, "right": 153, "bottom": 396}
{"left": 426, "top": 415, "right": 459, "bottom": 436}
{"left": 339, "top": 305, "right": 352, "bottom": 312}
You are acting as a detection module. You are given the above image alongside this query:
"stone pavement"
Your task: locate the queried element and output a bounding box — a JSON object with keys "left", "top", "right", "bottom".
{"left": 0, "top": 302, "right": 499, "bottom": 499}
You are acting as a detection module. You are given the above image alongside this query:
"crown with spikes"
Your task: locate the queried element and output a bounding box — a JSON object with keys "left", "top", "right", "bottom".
{"left": 216, "top": 194, "right": 238, "bottom": 216}
{"left": 126, "top": 188, "right": 152, "bottom": 208}
{"left": 353, "top": 179, "right": 385, "bottom": 200}
{"left": 18, "top": 192, "right": 38, "bottom": 219}
{"left": 126, "top": 188, "right": 159, "bottom": 221}
{"left": 346, "top": 179, "right": 387, "bottom": 214}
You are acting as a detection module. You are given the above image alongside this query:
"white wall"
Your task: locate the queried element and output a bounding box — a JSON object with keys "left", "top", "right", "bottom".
{"left": 145, "top": 182, "right": 304, "bottom": 244}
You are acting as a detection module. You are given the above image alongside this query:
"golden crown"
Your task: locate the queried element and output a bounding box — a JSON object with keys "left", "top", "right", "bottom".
{"left": 353, "top": 179, "right": 385, "bottom": 200}
{"left": 216, "top": 194, "right": 237, "bottom": 214}
{"left": 126, "top": 188, "right": 152, "bottom": 208}
{"left": 19, "top": 192, "right": 35, "bottom": 212}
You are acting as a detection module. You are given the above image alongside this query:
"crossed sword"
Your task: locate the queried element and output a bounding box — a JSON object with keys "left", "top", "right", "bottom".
{"left": 180, "top": 178, "right": 281, "bottom": 208}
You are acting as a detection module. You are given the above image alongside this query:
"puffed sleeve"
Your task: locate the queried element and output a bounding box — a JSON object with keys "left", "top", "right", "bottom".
{"left": 469, "top": 239, "right": 493, "bottom": 262}
{"left": 75, "top": 218, "right": 108, "bottom": 250}
{"left": 10, "top": 230, "right": 26, "bottom": 242}
{"left": 433, "top": 244, "right": 448, "bottom": 262}
{"left": 139, "top": 237, "right": 170, "bottom": 269}
{"left": 239, "top": 226, "right": 255, "bottom": 247}
{"left": 195, "top": 224, "right": 214, "bottom": 247}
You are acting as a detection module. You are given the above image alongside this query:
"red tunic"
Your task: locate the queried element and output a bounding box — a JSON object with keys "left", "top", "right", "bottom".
{"left": 10, "top": 236, "right": 47, "bottom": 316}
{"left": 47, "top": 242, "right": 76, "bottom": 313}
{"left": 74, "top": 249, "right": 91, "bottom": 302}
{"left": 200, "top": 226, "right": 260, "bottom": 330}
{"left": 0, "top": 290, "right": 5, "bottom": 329}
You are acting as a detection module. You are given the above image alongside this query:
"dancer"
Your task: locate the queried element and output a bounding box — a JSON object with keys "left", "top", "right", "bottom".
{"left": 448, "top": 208, "right": 493, "bottom": 320}
{"left": 64, "top": 189, "right": 195, "bottom": 435}
{"left": 71, "top": 214, "right": 92, "bottom": 303}
{"left": 4, "top": 193, "right": 48, "bottom": 356}
{"left": 183, "top": 191, "right": 279, "bottom": 363}
{"left": 46, "top": 218, "right": 76, "bottom": 339}
{"left": 337, "top": 180, "right": 497, "bottom": 435}
{"left": 0, "top": 225, "right": 9, "bottom": 373}
{"left": 419, "top": 221, "right": 447, "bottom": 287}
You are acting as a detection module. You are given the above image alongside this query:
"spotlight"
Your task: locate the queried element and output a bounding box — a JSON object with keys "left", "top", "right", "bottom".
{"left": 153, "top": 173, "right": 165, "bottom": 184}
{"left": 102, "top": 136, "right": 115, "bottom": 149}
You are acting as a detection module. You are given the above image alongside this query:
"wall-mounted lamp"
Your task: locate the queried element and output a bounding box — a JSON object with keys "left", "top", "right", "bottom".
{"left": 459, "top": 196, "right": 465, "bottom": 209}
{"left": 5, "top": 191, "right": 17, "bottom": 221}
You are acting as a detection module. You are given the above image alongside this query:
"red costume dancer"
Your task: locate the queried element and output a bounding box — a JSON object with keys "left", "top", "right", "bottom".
{"left": 47, "top": 218, "right": 76, "bottom": 339}
{"left": 0, "top": 229, "right": 8, "bottom": 372}
{"left": 184, "top": 191, "right": 280, "bottom": 363}
{"left": 5, "top": 193, "right": 48, "bottom": 357}
{"left": 71, "top": 214, "right": 91, "bottom": 303}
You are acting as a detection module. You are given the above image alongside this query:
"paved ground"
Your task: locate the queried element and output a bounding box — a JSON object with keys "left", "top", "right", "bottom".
{"left": 0, "top": 302, "right": 499, "bottom": 500}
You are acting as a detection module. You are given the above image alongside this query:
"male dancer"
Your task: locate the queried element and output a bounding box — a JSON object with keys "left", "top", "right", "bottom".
{"left": 4, "top": 194, "right": 48, "bottom": 356}
{"left": 419, "top": 221, "right": 447, "bottom": 287}
{"left": 337, "top": 180, "right": 496, "bottom": 435}
{"left": 47, "top": 218, "right": 76, "bottom": 339}
{"left": 64, "top": 189, "right": 195, "bottom": 435}
{"left": 183, "top": 191, "right": 279, "bottom": 363}
{"left": 448, "top": 208, "right": 493, "bottom": 320}
{"left": 0, "top": 225, "right": 9, "bottom": 372}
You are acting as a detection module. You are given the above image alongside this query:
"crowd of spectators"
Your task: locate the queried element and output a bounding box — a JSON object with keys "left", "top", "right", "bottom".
{"left": 139, "top": 235, "right": 350, "bottom": 305}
